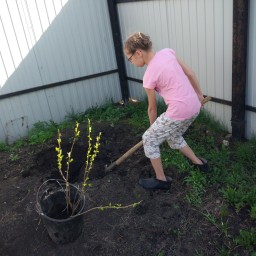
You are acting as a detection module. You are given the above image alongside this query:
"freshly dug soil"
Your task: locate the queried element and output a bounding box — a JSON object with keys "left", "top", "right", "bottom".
{"left": 0, "top": 120, "right": 253, "bottom": 255}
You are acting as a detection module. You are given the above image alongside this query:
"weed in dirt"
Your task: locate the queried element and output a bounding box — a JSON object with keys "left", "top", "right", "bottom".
{"left": 9, "top": 153, "right": 20, "bottom": 162}
{"left": 28, "top": 121, "right": 58, "bottom": 145}
{"left": 0, "top": 142, "right": 9, "bottom": 152}
{"left": 184, "top": 170, "right": 206, "bottom": 207}
{"left": 84, "top": 102, "right": 128, "bottom": 123}
{"left": 194, "top": 250, "right": 204, "bottom": 256}
{"left": 156, "top": 251, "right": 165, "bottom": 256}
{"left": 234, "top": 228, "right": 256, "bottom": 249}
{"left": 202, "top": 210, "right": 230, "bottom": 237}
{"left": 250, "top": 205, "right": 256, "bottom": 219}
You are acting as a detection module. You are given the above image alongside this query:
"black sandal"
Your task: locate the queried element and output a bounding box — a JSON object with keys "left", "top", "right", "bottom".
{"left": 138, "top": 176, "right": 172, "bottom": 190}
{"left": 193, "top": 157, "right": 209, "bottom": 173}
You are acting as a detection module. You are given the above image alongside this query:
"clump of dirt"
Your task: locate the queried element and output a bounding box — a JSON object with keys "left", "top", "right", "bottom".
{"left": 0, "top": 120, "right": 253, "bottom": 256}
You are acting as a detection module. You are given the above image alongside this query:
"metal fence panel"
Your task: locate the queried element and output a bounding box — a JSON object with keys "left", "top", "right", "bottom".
{"left": 0, "top": 0, "right": 121, "bottom": 143}
{"left": 0, "top": 73, "right": 121, "bottom": 143}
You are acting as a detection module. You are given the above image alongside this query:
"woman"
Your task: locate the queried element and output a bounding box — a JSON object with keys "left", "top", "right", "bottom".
{"left": 124, "top": 32, "right": 209, "bottom": 190}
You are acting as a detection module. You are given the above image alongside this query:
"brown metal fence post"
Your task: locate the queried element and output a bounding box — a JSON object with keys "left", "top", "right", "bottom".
{"left": 107, "top": 0, "right": 129, "bottom": 103}
{"left": 232, "top": 0, "right": 249, "bottom": 139}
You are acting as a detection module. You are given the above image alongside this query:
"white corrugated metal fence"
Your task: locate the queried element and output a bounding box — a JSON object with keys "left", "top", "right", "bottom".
{"left": 0, "top": 0, "right": 121, "bottom": 143}
{"left": 0, "top": 0, "right": 255, "bottom": 143}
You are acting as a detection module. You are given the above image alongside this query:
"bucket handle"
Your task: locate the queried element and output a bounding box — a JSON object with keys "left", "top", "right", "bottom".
{"left": 36, "top": 179, "right": 66, "bottom": 214}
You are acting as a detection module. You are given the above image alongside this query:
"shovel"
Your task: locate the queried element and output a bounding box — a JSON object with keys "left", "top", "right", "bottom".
{"left": 104, "top": 96, "right": 212, "bottom": 172}
{"left": 105, "top": 140, "right": 143, "bottom": 171}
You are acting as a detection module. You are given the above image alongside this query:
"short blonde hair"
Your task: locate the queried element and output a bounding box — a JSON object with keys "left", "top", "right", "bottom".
{"left": 124, "top": 32, "right": 152, "bottom": 54}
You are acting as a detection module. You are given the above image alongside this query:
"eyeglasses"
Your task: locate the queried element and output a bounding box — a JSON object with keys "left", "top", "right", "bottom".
{"left": 128, "top": 52, "right": 135, "bottom": 62}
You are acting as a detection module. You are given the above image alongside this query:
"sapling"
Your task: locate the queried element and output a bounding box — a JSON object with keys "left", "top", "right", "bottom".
{"left": 55, "top": 122, "right": 80, "bottom": 213}
{"left": 55, "top": 119, "right": 140, "bottom": 217}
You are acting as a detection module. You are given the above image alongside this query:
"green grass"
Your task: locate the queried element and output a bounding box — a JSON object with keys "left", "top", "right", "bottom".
{"left": 0, "top": 142, "right": 9, "bottom": 152}
{"left": 0, "top": 100, "right": 255, "bottom": 254}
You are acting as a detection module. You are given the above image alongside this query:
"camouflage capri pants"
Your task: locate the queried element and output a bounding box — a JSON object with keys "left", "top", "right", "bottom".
{"left": 142, "top": 112, "right": 198, "bottom": 159}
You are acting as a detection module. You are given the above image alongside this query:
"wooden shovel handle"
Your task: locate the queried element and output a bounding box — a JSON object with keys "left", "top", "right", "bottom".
{"left": 105, "top": 140, "right": 143, "bottom": 171}
{"left": 115, "top": 140, "right": 143, "bottom": 166}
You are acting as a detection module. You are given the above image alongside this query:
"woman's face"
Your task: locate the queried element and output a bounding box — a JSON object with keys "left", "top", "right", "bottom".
{"left": 125, "top": 49, "right": 145, "bottom": 67}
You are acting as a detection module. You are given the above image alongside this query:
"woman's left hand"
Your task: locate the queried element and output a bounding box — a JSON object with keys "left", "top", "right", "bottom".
{"left": 198, "top": 94, "right": 205, "bottom": 105}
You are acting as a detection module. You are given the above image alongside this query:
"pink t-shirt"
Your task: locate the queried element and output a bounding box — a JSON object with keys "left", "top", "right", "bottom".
{"left": 143, "top": 48, "right": 201, "bottom": 120}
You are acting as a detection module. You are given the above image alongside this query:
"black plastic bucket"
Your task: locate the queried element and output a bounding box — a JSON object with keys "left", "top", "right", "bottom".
{"left": 36, "top": 179, "right": 86, "bottom": 244}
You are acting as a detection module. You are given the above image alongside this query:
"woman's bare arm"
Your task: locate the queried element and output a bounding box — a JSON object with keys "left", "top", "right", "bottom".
{"left": 145, "top": 88, "right": 157, "bottom": 125}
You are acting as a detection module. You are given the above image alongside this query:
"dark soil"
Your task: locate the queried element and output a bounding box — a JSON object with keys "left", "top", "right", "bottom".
{"left": 0, "top": 120, "right": 253, "bottom": 255}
